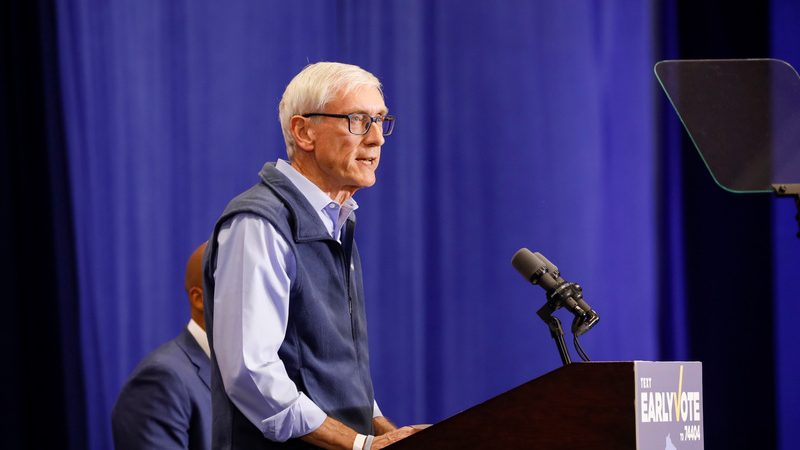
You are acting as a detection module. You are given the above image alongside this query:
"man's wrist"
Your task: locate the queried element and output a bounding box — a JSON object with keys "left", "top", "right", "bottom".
{"left": 354, "top": 433, "right": 376, "bottom": 450}
{"left": 353, "top": 434, "right": 367, "bottom": 450}
{"left": 353, "top": 434, "right": 375, "bottom": 450}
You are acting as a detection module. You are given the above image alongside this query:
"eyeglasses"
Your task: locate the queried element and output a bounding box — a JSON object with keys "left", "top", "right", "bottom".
{"left": 302, "top": 112, "right": 396, "bottom": 136}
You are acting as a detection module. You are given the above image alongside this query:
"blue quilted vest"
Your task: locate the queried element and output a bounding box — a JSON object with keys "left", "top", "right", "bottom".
{"left": 203, "top": 162, "right": 374, "bottom": 449}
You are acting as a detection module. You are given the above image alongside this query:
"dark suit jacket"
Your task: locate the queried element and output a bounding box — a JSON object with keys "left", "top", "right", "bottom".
{"left": 112, "top": 328, "right": 211, "bottom": 450}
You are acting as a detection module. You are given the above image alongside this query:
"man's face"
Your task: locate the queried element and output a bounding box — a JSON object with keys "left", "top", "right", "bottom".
{"left": 308, "top": 86, "right": 387, "bottom": 195}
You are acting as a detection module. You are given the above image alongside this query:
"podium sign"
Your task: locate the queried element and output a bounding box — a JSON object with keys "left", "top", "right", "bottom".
{"left": 635, "top": 361, "right": 704, "bottom": 449}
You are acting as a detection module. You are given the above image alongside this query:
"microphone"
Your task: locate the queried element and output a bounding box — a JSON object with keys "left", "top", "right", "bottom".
{"left": 533, "top": 252, "right": 596, "bottom": 316}
{"left": 511, "top": 248, "right": 599, "bottom": 336}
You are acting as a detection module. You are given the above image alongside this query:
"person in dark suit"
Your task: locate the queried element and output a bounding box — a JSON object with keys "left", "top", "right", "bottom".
{"left": 112, "top": 242, "right": 211, "bottom": 450}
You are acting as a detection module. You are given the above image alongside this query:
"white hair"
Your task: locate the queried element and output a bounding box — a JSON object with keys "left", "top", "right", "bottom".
{"left": 279, "top": 62, "right": 383, "bottom": 159}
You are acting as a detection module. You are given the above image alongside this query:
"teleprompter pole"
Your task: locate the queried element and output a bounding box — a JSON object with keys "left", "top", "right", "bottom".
{"left": 772, "top": 184, "right": 800, "bottom": 239}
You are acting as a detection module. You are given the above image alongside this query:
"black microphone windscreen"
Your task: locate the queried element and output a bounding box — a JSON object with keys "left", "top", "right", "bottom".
{"left": 511, "top": 248, "right": 546, "bottom": 282}
{"left": 533, "top": 252, "right": 560, "bottom": 277}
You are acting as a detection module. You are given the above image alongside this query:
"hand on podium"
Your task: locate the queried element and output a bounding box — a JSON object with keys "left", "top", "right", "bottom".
{"left": 371, "top": 417, "right": 429, "bottom": 449}
{"left": 371, "top": 426, "right": 419, "bottom": 449}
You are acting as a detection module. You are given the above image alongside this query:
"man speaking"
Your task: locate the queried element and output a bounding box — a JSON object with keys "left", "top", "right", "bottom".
{"left": 203, "top": 62, "right": 417, "bottom": 450}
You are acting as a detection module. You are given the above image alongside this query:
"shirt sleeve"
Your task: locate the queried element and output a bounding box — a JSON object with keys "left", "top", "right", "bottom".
{"left": 213, "top": 213, "right": 327, "bottom": 442}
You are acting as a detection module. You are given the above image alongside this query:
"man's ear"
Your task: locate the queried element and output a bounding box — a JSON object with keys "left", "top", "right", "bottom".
{"left": 189, "top": 286, "right": 204, "bottom": 313}
{"left": 290, "top": 115, "right": 316, "bottom": 152}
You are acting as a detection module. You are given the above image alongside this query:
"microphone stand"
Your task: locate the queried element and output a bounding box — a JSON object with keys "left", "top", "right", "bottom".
{"left": 537, "top": 302, "right": 571, "bottom": 366}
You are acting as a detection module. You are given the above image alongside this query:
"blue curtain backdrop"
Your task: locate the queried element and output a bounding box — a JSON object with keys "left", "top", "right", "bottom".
{"left": 772, "top": 2, "right": 800, "bottom": 449}
{"left": 0, "top": 0, "right": 85, "bottom": 448}
{"left": 54, "top": 1, "right": 657, "bottom": 448}
{"left": 33, "top": 0, "right": 798, "bottom": 449}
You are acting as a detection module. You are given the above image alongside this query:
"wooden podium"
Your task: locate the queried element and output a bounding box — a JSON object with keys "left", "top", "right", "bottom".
{"left": 387, "top": 361, "right": 704, "bottom": 449}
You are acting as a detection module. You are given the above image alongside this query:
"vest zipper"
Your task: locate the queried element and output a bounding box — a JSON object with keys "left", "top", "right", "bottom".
{"left": 338, "top": 243, "right": 357, "bottom": 345}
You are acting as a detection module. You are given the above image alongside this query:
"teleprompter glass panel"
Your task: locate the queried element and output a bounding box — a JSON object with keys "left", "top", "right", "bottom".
{"left": 655, "top": 59, "right": 800, "bottom": 193}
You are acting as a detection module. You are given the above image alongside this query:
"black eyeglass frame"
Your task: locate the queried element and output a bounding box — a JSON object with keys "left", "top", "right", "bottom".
{"left": 301, "top": 112, "right": 396, "bottom": 136}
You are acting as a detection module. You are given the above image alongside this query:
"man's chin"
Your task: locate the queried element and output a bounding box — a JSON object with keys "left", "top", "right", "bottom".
{"left": 354, "top": 170, "right": 377, "bottom": 188}
{"left": 349, "top": 178, "right": 376, "bottom": 191}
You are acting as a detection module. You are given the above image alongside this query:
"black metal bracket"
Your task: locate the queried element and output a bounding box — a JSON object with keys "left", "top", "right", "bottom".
{"left": 537, "top": 303, "right": 571, "bottom": 366}
{"left": 772, "top": 184, "right": 800, "bottom": 239}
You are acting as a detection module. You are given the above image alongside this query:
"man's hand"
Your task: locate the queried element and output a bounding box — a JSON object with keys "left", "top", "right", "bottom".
{"left": 372, "top": 416, "right": 397, "bottom": 436}
{"left": 371, "top": 426, "right": 418, "bottom": 449}
{"left": 300, "top": 417, "right": 357, "bottom": 450}
{"left": 301, "top": 416, "right": 419, "bottom": 450}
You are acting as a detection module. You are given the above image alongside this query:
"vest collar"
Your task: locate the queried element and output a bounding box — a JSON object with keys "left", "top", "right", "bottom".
{"left": 259, "top": 162, "right": 355, "bottom": 242}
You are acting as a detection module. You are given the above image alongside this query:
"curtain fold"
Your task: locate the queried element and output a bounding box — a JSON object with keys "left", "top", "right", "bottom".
{"left": 1, "top": 0, "right": 85, "bottom": 448}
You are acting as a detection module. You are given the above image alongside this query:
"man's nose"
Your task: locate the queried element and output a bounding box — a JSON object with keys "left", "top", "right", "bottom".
{"left": 363, "top": 121, "right": 385, "bottom": 146}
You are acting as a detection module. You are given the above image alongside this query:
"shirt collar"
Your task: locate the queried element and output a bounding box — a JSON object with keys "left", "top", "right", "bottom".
{"left": 187, "top": 319, "right": 210, "bottom": 358}
{"left": 276, "top": 159, "right": 358, "bottom": 238}
{"left": 276, "top": 159, "right": 345, "bottom": 213}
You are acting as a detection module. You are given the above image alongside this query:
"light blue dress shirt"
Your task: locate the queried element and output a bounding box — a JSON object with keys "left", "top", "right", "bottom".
{"left": 213, "top": 159, "right": 381, "bottom": 442}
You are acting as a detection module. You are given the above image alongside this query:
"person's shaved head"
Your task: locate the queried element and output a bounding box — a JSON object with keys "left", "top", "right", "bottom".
{"left": 185, "top": 242, "right": 207, "bottom": 293}
{"left": 185, "top": 242, "right": 208, "bottom": 330}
